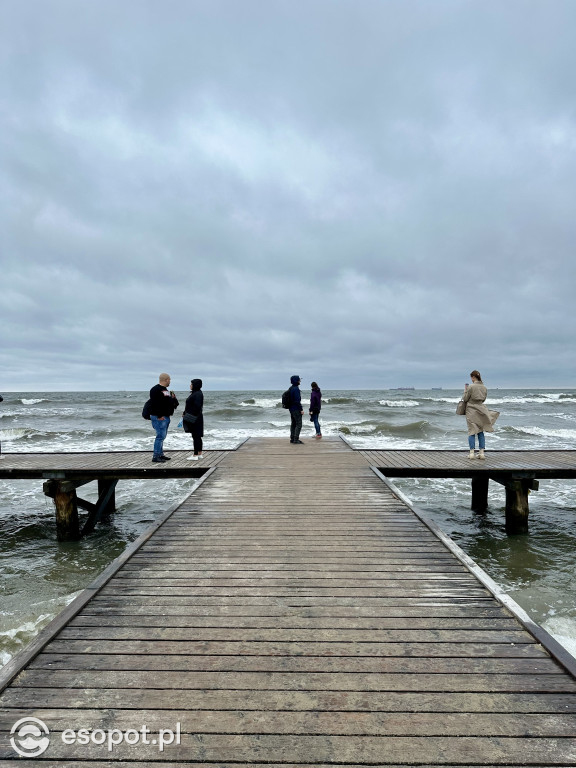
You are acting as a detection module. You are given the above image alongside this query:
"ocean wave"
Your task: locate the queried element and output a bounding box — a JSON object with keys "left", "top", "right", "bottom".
{"left": 542, "top": 616, "right": 576, "bottom": 658}
{"left": 0, "top": 428, "right": 32, "bottom": 442}
{"left": 324, "top": 397, "right": 358, "bottom": 404}
{"left": 21, "top": 398, "right": 46, "bottom": 405}
{"left": 488, "top": 395, "right": 576, "bottom": 405}
{"left": 339, "top": 420, "right": 435, "bottom": 438}
{"left": 240, "top": 398, "right": 281, "bottom": 409}
{"left": 0, "top": 614, "right": 53, "bottom": 667}
{"left": 379, "top": 400, "right": 419, "bottom": 407}
{"left": 506, "top": 426, "right": 576, "bottom": 441}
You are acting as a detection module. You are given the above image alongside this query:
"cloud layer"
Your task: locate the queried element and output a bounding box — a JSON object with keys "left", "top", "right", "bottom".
{"left": 2, "top": 0, "right": 576, "bottom": 390}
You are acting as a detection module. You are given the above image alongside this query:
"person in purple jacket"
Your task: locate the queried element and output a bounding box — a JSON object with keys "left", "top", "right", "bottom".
{"left": 309, "top": 382, "right": 322, "bottom": 439}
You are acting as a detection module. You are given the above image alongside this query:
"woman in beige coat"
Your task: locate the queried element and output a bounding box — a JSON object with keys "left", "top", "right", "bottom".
{"left": 462, "top": 370, "right": 499, "bottom": 460}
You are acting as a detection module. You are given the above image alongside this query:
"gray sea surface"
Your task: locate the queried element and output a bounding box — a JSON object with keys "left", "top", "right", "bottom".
{"left": 1, "top": 388, "right": 576, "bottom": 665}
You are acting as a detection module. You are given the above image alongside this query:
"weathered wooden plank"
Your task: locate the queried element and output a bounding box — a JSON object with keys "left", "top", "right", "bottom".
{"left": 42, "top": 639, "right": 544, "bottom": 658}
{"left": 2, "top": 733, "right": 576, "bottom": 764}
{"left": 82, "top": 603, "right": 510, "bottom": 618}
{"left": 69, "top": 615, "right": 519, "bottom": 630}
{"left": 27, "top": 652, "right": 555, "bottom": 672}
{"left": 11, "top": 669, "right": 576, "bottom": 692}
{"left": 4, "top": 687, "right": 576, "bottom": 713}
{"left": 55, "top": 626, "right": 533, "bottom": 643}
{"left": 2, "top": 708, "right": 576, "bottom": 736}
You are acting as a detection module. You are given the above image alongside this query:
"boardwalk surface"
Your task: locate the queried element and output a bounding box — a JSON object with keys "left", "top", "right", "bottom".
{"left": 0, "top": 449, "right": 228, "bottom": 479}
{"left": 1, "top": 437, "right": 576, "bottom": 765}
{"left": 359, "top": 449, "right": 576, "bottom": 478}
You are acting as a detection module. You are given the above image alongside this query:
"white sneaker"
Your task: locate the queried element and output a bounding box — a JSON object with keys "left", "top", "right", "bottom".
{"left": 187, "top": 456, "right": 199, "bottom": 461}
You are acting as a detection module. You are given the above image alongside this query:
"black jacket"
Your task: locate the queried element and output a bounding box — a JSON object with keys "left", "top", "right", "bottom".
{"left": 184, "top": 389, "right": 204, "bottom": 436}
{"left": 149, "top": 384, "right": 179, "bottom": 417}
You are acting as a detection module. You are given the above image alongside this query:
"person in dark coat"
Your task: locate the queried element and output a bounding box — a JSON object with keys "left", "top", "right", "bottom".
{"left": 149, "top": 373, "right": 179, "bottom": 463}
{"left": 184, "top": 378, "right": 204, "bottom": 459}
{"left": 309, "top": 381, "right": 322, "bottom": 439}
{"left": 288, "top": 375, "right": 304, "bottom": 444}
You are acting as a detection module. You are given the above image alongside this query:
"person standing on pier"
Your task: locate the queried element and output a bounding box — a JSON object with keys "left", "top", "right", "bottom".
{"left": 184, "top": 378, "right": 204, "bottom": 460}
{"left": 309, "top": 381, "right": 322, "bottom": 439}
{"left": 462, "top": 370, "right": 499, "bottom": 460}
{"left": 288, "top": 375, "right": 304, "bottom": 444}
{"left": 149, "top": 373, "right": 179, "bottom": 463}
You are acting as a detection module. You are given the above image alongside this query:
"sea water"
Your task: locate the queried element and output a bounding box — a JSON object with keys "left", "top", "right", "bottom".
{"left": 1, "top": 388, "right": 576, "bottom": 666}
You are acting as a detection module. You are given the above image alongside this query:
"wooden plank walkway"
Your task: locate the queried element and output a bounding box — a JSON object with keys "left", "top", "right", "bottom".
{"left": 0, "top": 449, "right": 229, "bottom": 479}
{"left": 360, "top": 449, "right": 576, "bottom": 478}
{"left": 1, "top": 437, "right": 576, "bottom": 764}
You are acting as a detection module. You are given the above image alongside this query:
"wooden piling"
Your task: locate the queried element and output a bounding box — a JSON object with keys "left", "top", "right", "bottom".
{"left": 504, "top": 478, "right": 539, "bottom": 535}
{"left": 97, "top": 478, "right": 116, "bottom": 519}
{"left": 471, "top": 476, "right": 489, "bottom": 512}
{"left": 43, "top": 479, "right": 80, "bottom": 541}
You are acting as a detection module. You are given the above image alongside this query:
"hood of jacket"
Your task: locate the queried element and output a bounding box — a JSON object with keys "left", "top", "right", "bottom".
{"left": 191, "top": 378, "right": 203, "bottom": 391}
{"left": 290, "top": 375, "right": 301, "bottom": 386}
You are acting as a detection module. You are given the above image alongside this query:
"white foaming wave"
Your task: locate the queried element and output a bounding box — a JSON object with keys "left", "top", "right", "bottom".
{"left": 240, "top": 398, "right": 280, "bottom": 409}
{"left": 542, "top": 616, "right": 576, "bottom": 658}
{"left": 488, "top": 394, "right": 576, "bottom": 405}
{"left": 0, "top": 428, "right": 30, "bottom": 442}
{"left": 513, "top": 426, "right": 576, "bottom": 441}
{"left": 21, "top": 398, "right": 46, "bottom": 405}
{"left": 545, "top": 413, "right": 576, "bottom": 422}
{"left": 0, "top": 614, "right": 53, "bottom": 666}
{"left": 379, "top": 400, "right": 419, "bottom": 408}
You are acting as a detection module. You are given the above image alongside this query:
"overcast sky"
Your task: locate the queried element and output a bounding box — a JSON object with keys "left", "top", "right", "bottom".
{"left": 2, "top": 0, "right": 575, "bottom": 391}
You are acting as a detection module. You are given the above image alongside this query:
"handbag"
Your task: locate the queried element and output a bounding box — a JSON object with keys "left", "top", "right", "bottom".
{"left": 183, "top": 412, "right": 198, "bottom": 425}
{"left": 456, "top": 400, "right": 467, "bottom": 416}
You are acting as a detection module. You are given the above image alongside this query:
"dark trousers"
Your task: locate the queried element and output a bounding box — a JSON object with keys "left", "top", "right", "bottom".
{"left": 290, "top": 411, "right": 302, "bottom": 442}
{"left": 193, "top": 435, "right": 203, "bottom": 454}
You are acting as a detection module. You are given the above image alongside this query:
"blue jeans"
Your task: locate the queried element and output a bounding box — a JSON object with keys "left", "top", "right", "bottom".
{"left": 468, "top": 432, "right": 485, "bottom": 450}
{"left": 151, "top": 415, "right": 170, "bottom": 457}
{"left": 311, "top": 413, "right": 321, "bottom": 435}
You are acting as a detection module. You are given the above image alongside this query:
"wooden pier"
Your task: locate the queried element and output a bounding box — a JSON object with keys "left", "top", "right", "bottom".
{"left": 0, "top": 445, "right": 574, "bottom": 537}
{"left": 1, "top": 437, "right": 576, "bottom": 765}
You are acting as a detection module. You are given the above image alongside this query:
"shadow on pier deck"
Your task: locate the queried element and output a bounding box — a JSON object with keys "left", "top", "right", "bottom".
{"left": 1, "top": 436, "right": 576, "bottom": 764}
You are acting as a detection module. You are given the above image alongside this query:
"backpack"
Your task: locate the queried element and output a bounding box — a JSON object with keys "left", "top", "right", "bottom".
{"left": 281, "top": 389, "right": 292, "bottom": 409}
{"left": 142, "top": 399, "right": 152, "bottom": 420}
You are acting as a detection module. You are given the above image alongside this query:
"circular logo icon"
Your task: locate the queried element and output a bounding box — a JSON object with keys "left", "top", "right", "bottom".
{"left": 10, "top": 717, "right": 50, "bottom": 757}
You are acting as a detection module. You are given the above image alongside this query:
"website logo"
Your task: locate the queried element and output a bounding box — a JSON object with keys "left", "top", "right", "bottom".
{"left": 10, "top": 717, "right": 50, "bottom": 757}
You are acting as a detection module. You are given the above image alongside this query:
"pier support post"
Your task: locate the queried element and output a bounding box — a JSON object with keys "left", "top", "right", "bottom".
{"left": 504, "top": 478, "right": 539, "bottom": 535}
{"left": 98, "top": 479, "right": 116, "bottom": 519}
{"left": 43, "top": 480, "right": 80, "bottom": 541}
{"left": 471, "top": 476, "right": 489, "bottom": 513}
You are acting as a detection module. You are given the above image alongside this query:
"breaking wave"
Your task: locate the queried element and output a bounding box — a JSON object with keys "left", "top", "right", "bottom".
{"left": 379, "top": 400, "right": 419, "bottom": 407}
{"left": 339, "top": 420, "right": 436, "bottom": 438}
{"left": 504, "top": 425, "right": 576, "bottom": 441}
{"left": 240, "top": 398, "right": 281, "bottom": 409}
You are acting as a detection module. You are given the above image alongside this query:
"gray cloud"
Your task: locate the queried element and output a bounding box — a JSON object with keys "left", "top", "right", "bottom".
{"left": 2, "top": 0, "right": 576, "bottom": 390}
